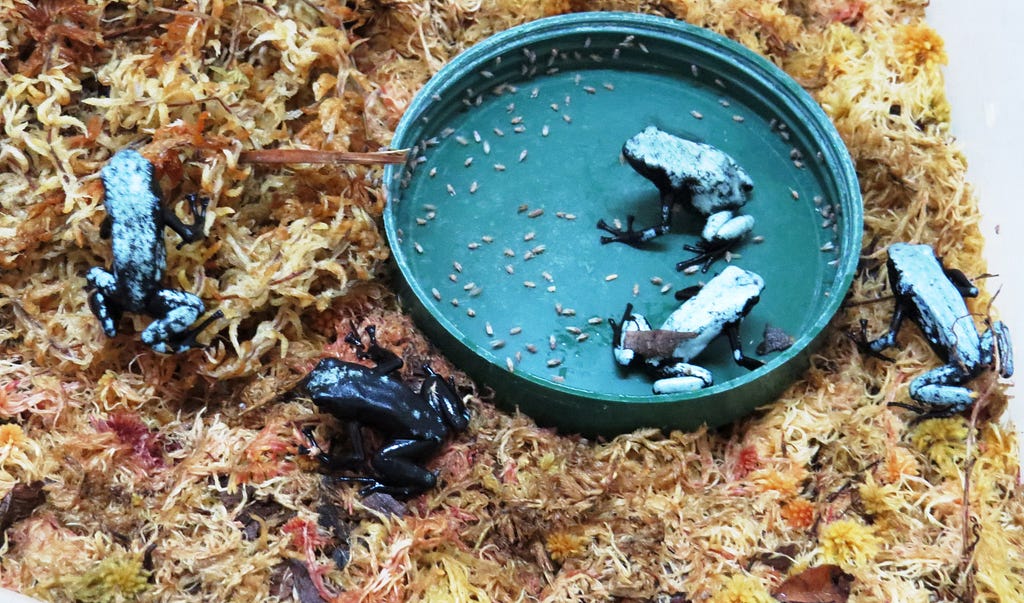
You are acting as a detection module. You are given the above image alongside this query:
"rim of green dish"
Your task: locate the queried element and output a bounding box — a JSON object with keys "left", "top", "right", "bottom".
{"left": 384, "top": 12, "right": 862, "bottom": 407}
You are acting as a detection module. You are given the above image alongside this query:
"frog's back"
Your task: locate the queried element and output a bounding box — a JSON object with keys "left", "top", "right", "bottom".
{"left": 660, "top": 266, "right": 764, "bottom": 359}
{"left": 101, "top": 150, "right": 166, "bottom": 309}
{"left": 888, "top": 243, "right": 980, "bottom": 357}
{"left": 305, "top": 359, "right": 446, "bottom": 437}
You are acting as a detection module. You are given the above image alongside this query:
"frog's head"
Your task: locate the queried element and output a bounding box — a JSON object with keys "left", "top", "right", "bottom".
{"left": 101, "top": 149, "right": 159, "bottom": 212}
{"left": 725, "top": 159, "right": 754, "bottom": 201}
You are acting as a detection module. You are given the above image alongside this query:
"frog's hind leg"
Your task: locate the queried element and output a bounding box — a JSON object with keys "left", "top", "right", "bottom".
{"left": 363, "top": 438, "right": 442, "bottom": 497}
{"left": 892, "top": 364, "right": 975, "bottom": 418}
{"left": 981, "top": 320, "right": 1014, "bottom": 378}
{"left": 142, "top": 289, "right": 219, "bottom": 353}
{"left": 652, "top": 362, "right": 713, "bottom": 394}
{"left": 676, "top": 211, "right": 754, "bottom": 273}
{"left": 85, "top": 267, "right": 123, "bottom": 337}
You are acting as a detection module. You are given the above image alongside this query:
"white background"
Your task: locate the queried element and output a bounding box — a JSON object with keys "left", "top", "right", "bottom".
{"left": 928, "top": 3, "right": 1022, "bottom": 460}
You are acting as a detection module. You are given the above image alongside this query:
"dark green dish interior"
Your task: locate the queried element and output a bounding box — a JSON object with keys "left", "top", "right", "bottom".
{"left": 384, "top": 13, "right": 862, "bottom": 436}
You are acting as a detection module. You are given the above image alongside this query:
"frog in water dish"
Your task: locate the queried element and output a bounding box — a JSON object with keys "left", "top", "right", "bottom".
{"left": 598, "top": 126, "right": 756, "bottom": 272}
{"left": 611, "top": 265, "right": 765, "bottom": 394}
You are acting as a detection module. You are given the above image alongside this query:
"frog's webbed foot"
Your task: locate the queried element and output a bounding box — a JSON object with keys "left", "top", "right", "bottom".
{"left": 675, "top": 241, "right": 732, "bottom": 273}
{"left": 169, "top": 193, "right": 211, "bottom": 249}
{"left": 597, "top": 215, "right": 668, "bottom": 247}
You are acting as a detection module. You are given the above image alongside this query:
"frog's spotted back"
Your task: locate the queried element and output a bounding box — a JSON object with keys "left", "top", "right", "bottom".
{"left": 101, "top": 149, "right": 160, "bottom": 214}
{"left": 622, "top": 126, "right": 753, "bottom": 214}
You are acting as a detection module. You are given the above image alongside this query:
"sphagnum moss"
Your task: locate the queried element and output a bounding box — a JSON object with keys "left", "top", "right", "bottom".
{"left": 0, "top": 1, "right": 1020, "bottom": 602}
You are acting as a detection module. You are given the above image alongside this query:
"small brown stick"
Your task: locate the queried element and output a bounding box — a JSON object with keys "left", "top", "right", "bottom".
{"left": 239, "top": 149, "right": 408, "bottom": 165}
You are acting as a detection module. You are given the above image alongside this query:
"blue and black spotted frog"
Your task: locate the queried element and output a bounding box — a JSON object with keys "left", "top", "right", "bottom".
{"left": 611, "top": 265, "right": 766, "bottom": 393}
{"left": 855, "top": 243, "right": 1014, "bottom": 418}
{"left": 598, "top": 126, "right": 756, "bottom": 272}
{"left": 86, "top": 149, "right": 221, "bottom": 353}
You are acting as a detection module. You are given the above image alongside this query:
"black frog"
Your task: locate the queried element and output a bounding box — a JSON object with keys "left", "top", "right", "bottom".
{"left": 289, "top": 326, "right": 470, "bottom": 498}
{"left": 86, "top": 149, "right": 221, "bottom": 353}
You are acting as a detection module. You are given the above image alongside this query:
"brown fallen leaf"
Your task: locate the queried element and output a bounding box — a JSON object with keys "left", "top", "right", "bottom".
{"left": 0, "top": 481, "right": 46, "bottom": 535}
{"left": 772, "top": 564, "right": 853, "bottom": 603}
{"left": 623, "top": 329, "right": 697, "bottom": 358}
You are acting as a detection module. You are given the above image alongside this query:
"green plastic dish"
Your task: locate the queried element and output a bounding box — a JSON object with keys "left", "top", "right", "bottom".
{"left": 383, "top": 13, "right": 862, "bottom": 437}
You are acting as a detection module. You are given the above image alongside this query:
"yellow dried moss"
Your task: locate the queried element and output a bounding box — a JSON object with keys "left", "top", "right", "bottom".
{"left": 0, "top": 0, "right": 1021, "bottom": 602}
{"left": 708, "top": 573, "right": 775, "bottom": 603}
{"left": 59, "top": 553, "right": 151, "bottom": 603}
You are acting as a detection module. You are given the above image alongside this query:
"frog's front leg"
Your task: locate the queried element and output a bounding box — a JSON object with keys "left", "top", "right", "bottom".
{"left": 345, "top": 325, "right": 404, "bottom": 375}
{"left": 163, "top": 193, "right": 210, "bottom": 250}
{"left": 597, "top": 212, "right": 669, "bottom": 247}
{"left": 363, "top": 437, "right": 442, "bottom": 497}
{"left": 85, "top": 267, "right": 123, "bottom": 337}
{"left": 609, "top": 303, "right": 652, "bottom": 366}
{"left": 142, "top": 289, "right": 220, "bottom": 353}
{"left": 853, "top": 299, "right": 909, "bottom": 361}
{"left": 301, "top": 422, "right": 368, "bottom": 471}
{"left": 724, "top": 320, "right": 764, "bottom": 370}
{"left": 652, "top": 362, "right": 713, "bottom": 394}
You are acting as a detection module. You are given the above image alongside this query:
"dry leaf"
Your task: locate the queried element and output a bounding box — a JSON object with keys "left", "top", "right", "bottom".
{"left": 772, "top": 564, "right": 853, "bottom": 603}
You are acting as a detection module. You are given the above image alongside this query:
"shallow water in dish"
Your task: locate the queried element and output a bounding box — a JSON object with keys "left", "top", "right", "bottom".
{"left": 390, "top": 60, "right": 843, "bottom": 398}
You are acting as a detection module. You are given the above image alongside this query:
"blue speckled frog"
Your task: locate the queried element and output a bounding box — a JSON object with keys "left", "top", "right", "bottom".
{"left": 86, "top": 149, "right": 221, "bottom": 353}
{"left": 598, "top": 126, "right": 756, "bottom": 272}
{"left": 288, "top": 326, "right": 470, "bottom": 498}
{"left": 610, "top": 265, "right": 765, "bottom": 394}
{"left": 856, "top": 243, "right": 1014, "bottom": 418}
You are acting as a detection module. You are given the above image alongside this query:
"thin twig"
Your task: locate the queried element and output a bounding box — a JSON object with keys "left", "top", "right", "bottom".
{"left": 960, "top": 379, "right": 999, "bottom": 601}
